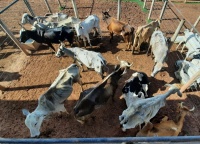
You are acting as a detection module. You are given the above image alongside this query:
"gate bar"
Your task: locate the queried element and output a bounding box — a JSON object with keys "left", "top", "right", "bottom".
{"left": 117, "top": 0, "right": 121, "bottom": 20}
{"left": 71, "top": 0, "right": 79, "bottom": 18}
{"left": 44, "top": 0, "right": 52, "bottom": 14}
{"left": 0, "top": 19, "right": 29, "bottom": 55}
{"left": 148, "top": 0, "right": 155, "bottom": 20}
{"left": 0, "top": 0, "right": 19, "bottom": 14}
{"left": 1, "top": 136, "right": 200, "bottom": 143}
{"left": 57, "top": 0, "right": 62, "bottom": 7}
{"left": 190, "top": 15, "right": 200, "bottom": 32}
{"left": 23, "top": 0, "right": 35, "bottom": 17}
{"left": 171, "top": 19, "right": 185, "bottom": 42}
{"left": 159, "top": 0, "right": 168, "bottom": 21}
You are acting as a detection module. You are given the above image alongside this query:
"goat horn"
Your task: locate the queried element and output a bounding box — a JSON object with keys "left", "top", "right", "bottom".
{"left": 189, "top": 106, "right": 195, "bottom": 112}
{"left": 127, "top": 62, "right": 133, "bottom": 67}
{"left": 180, "top": 102, "right": 184, "bottom": 108}
{"left": 116, "top": 55, "right": 120, "bottom": 62}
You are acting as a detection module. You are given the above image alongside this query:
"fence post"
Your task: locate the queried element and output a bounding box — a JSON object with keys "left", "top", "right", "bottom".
{"left": 117, "top": 0, "right": 121, "bottom": 20}
{"left": 159, "top": 0, "right": 168, "bottom": 21}
{"left": 190, "top": 15, "right": 200, "bottom": 32}
{"left": 171, "top": 19, "right": 185, "bottom": 42}
{"left": 148, "top": 0, "right": 155, "bottom": 20}
{"left": 57, "top": 0, "right": 62, "bottom": 7}
{"left": 0, "top": 19, "right": 29, "bottom": 55}
{"left": 143, "top": 0, "right": 147, "bottom": 9}
{"left": 23, "top": 0, "right": 35, "bottom": 17}
{"left": 44, "top": 0, "right": 52, "bottom": 14}
{"left": 71, "top": 0, "right": 79, "bottom": 18}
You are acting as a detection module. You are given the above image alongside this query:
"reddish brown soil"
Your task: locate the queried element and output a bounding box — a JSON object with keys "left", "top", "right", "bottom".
{"left": 0, "top": 0, "right": 200, "bottom": 138}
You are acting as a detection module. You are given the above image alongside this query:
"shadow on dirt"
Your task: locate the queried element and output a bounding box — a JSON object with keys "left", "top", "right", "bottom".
{"left": 0, "top": 71, "right": 21, "bottom": 82}
{"left": 0, "top": 51, "right": 20, "bottom": 59}
{"left": 5, "top": 83, "right": 51, "bottom": 91}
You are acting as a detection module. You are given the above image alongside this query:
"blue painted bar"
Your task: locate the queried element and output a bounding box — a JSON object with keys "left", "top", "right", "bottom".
{"left": 0, "top": 136, "right": 200, "bottom": 143}
{"left": 0, "top": 0, "right": 19, "bottom": 14}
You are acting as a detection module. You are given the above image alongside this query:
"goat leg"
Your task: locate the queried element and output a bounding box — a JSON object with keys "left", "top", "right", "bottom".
{"left": 48, "top": 43, "right": 56, "bottom": 53}
{"left": 109, "top": 32, "right": 113, "bottom": 43}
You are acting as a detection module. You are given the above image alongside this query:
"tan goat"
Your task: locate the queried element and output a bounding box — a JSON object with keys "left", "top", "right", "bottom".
{"left": 136, "top": 102, "right": 194, "bottom": 137}
{"left": 132, "top": 19, "right": 160, "bottom": 54}
{"left": 102, "top": 10, "right": 134, "bottom": 51}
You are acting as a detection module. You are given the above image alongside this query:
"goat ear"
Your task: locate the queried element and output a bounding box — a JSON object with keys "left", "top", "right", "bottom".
{"left": 22, "top": 109, "right": 30, "bottom": 116}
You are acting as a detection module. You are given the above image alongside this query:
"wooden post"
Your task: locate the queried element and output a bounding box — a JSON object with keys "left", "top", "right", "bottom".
{"left": 171, "top": 19, "right": 185, "bottom": 42}
{"left": 143, "top": 0, "right": 147, "bottom": 9}
{"left": 57, "top": 0, "right": 62, "bottom": 7}
{"left": 71, "top": 0, "right": 79, "bottom": 18}
{"left": 44, "top": 0, "right": 52, "bottom": 14}
{"left": 159, "top": 0, "right": 168, "bottom": 21}
{"left": 117, "top": 0, "right": 121, "bottom": 20}
{"left": 190, "top": 15, "right": 200, "bottom": 32}
{"left": 180, "top": 70, "right": 200, "bottom": 93}
{"left": 0, "top": 19, "right": 29, "bottom": 55}
{"left": 148, "top": 0, "right": 155, "bottom": 20}
{"left": 23, "top": 0, "right": 35, "bottom": 17}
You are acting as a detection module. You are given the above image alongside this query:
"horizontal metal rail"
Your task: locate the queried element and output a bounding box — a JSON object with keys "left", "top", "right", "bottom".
{"left": 0, "top": 0, "right": 19, "bottom": 14}
{"left": 1, "top": 136, "right": 200, "bottom": 143}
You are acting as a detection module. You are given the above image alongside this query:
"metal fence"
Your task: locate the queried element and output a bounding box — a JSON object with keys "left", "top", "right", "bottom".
{"left": 0, "top": 0, "right": 200, "bottom": 142}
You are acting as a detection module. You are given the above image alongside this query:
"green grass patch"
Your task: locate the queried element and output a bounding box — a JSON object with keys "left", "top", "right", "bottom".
{"left": 122, "top": 0, "right": 148, "bottom": 13}
{"left": 122, "top": 0, "right": 152, "bottom": 23}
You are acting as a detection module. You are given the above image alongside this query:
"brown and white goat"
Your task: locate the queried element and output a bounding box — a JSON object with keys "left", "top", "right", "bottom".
{"left": 136, "top": 102, "right": 195, "bottom": 137}
{"left": 132, "top": 19, "right": 160, "bottom": 54}
{"left": 102, "top": 10, "right": 134, "bottom": 51}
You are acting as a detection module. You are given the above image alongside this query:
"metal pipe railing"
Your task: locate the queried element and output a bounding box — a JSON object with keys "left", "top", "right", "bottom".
{"left": 1, "top": 136, "right": 200, "bottom": 143}
{"left": 0, "top": 0, "right": 19, "bottom": 14}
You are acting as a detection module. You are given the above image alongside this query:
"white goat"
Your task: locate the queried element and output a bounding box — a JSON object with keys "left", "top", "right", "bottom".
{"left": 119, "top": 85, "right": 182, "bottom": 132}
{"left": 175, "top": 59, "right": 200, "bottom": 89}
{"left": 148, "top": 30, "right": 169, "bottom": 77}
{"left": 22, "top": 64, "right": 82, "bottom": 137}
{"left": 56, "top": 43, "right": 107, "bottom": 79}
{"left": 74, "top": 15, "right": 102, "bottom": 48}
{"left": 175, "top": 29, "right": 200, "bottom": 60}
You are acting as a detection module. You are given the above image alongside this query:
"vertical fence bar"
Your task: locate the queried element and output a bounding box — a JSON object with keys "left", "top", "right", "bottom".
{"left": 143, "top": 0, "right": 147, "bottom": 9}
{"left": 71, "top": 0, "right": 79, "bottom": 18}
{"left": 159, "top": 0, "right": 168, "bottom": 21}
{"left": 190, "top": 15, "right": 200, "bottom": 32}
{"left": 148, "top": 0, "right": 155, "bottom": 20}
{"left": 0, "top": 19, "right": 29, "bottom": 55}
{"left": 23, "top": 0, "right": 35, "bottom": 17}
{"left": 44, "top": 0, "right": 52, "bottom": 14}
{"left": 117, "top": 0, "right": 121, "bottom": 20}
{"left": 57, "top": 0, "right": 62, "bottom": 7}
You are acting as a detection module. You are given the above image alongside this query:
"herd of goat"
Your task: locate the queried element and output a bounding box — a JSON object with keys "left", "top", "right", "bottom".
{"left": 18, "top": 10, "right": 199, "bottom": 138}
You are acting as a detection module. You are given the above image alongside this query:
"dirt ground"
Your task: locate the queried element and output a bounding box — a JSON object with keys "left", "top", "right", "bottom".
{"left": 0, "top": 0, "right": 200, "bottom": 138}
